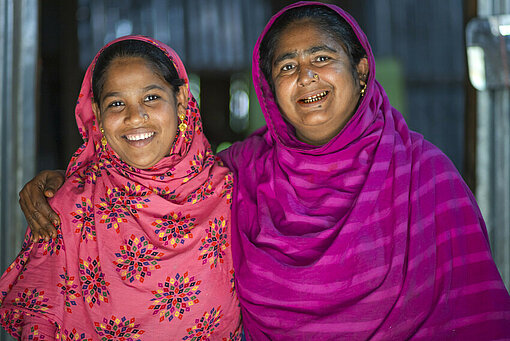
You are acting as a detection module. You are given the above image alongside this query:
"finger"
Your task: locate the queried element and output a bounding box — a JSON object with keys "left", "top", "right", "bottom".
{"left": 19, "top": 183, "right": 51, "bottom": 228}
{"left": 35, "top": 226, "right": 51, "bottom": 242}
{"left": 19, "top": 197, "right": 45, "bottom": 236}
{"left": 43, "top": 223, "right": 58, "bottom": 240}
{"left": 33, "top": 229, "right": 46, "bottom": 242}
{"left": 20, "top": 198, "right": 44, "bottom": 243}
{"left": 38, "top": 172, "right": 63, "bottom": 226}
{"left": 44, "top": 190, "right": 55, "bottom": 198}
{"left": 21, "top": 193, "right": 55, "bottom": 235}
{"left": 42, "top": 171, "right": 65, "bottom": 198}
{"left": 19, "top": 170, "right": 63, "bottom": 227}
{"left": 33, "top": 193, "right": 61, "bottom": 228}
{"left": 37, "top": 223, "right": 56, "bottom": 242}
{"left": 26, "top": 223, "right": 43, "bottom": 243}
{"left": 31, "top": 209, "right": 50, "bottom": 236}
{"left": 30, "top": 230, "right": 37, "bottom": 242}
{"left": 18, "top": 170, "right": 62, "bottom": 239}
{"left": 41, "top": 228, "right": 51, "bottom": 242}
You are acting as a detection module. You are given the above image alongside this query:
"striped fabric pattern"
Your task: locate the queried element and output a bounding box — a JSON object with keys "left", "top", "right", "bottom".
{"left": 219, "top": 2, "right": 510, "bottom": 340}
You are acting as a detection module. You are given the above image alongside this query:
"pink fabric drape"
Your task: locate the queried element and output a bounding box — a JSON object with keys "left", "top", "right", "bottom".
{"left": 1, "top": 35, "right": 241, "bottom": 340}
{"left": 220, "top": 2, "right": 510, "bottom": 340}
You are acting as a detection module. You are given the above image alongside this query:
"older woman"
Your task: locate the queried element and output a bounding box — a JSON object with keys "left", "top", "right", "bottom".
{"left": 17, "top": 2, "right": 510, "bottom": 340}
{"left": 1, "top": 36, "right": 241, "bottom": 339}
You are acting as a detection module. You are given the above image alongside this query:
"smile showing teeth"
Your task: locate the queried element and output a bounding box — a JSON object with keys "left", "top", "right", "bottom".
{"left": 125, "top": 132, "right": 155, "bottom": 141}
{"left": 301, "top": 91, "right": 328, "bottom": 104}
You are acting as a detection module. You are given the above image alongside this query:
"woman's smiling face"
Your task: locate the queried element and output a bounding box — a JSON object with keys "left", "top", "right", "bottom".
{"left": 93, "top": 56, "right": 187, "bottom": 169}
{"left": 271, "top": 20, "right": 368, "bottom": 146}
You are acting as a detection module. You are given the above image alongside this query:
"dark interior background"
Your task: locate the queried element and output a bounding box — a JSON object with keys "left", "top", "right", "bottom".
{"left": 37, "top": 0, "right": 476, "bottom": 190}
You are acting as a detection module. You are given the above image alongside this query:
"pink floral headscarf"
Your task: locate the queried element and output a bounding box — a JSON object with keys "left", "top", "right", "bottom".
{"left": 0, "top": 35, "right": 241, "bottom": 340}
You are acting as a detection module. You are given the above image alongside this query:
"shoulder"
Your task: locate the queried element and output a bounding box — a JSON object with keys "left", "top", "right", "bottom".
{"left": 409, "top": 131, "right": 462, "bottom": 181}
{"left": 218, "top": 126, "right": 270, "bottom": 172}
{"left": 47, "top": 171, "right": 90, "bottom": 214}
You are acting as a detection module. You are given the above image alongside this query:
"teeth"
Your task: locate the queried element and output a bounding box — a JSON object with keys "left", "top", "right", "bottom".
{"left": 302, "top": 91, "right": 328, "bottom": 104}
{"left": 125, "top": 132, "right": 155, "bottom": 141}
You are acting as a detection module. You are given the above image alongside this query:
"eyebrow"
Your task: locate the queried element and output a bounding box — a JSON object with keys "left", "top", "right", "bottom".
{"left": 142, "top": 84, "right": 166, "bottom": 92}
{"left": 273, "top": 45, "right": 338, "bottom": 66}
{"left": 101, "top": 84, "right": 166, "bottom": 103}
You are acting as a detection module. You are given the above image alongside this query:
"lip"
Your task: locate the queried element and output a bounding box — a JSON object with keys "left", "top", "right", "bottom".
{"left": 121, "top": 128, "right": 156, "bottom": 147}
{"left": 297, "top": 90, "right": 330, "bottom": 106}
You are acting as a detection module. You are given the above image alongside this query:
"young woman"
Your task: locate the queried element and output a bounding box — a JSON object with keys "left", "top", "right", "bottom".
{"left": 1, "top": 36, "right": 241, "bottom": 339}
{"left": 18, "top": 2, "right": 510, "bottom": 340}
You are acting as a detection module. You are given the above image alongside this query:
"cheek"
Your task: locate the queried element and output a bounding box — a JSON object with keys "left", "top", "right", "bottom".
{"left": 159, "top": 109, "right": 178, "bottom": 135}
{"left": 273, "top": 80, "right": 291, "bottom": 106}
{"left": 102, "top": 114, "right": 121, "bottom": 135}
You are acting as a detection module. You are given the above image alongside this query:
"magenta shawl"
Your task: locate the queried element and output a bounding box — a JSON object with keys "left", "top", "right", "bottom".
{"left": 220, "top": 2, "right": 510, "bottom": 340}
{"left": 0, "top": 36, "right": 241, "bottom": 340}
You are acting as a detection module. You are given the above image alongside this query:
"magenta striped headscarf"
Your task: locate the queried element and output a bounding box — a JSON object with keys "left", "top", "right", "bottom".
{"left": 219, "top": 2, "right": 510, "bottom": 339}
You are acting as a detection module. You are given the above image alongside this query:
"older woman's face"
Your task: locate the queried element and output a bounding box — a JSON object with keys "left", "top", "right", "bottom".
{"left": 271, "top": 20, "right": 368, "bottom": 146}
{"left": 92, "top": 57, "right": 187, "bottom": 169}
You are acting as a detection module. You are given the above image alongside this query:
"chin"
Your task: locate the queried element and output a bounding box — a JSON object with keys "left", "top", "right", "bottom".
{"left": 124, "top": 159, "right": 157, "bottom": 169}
{"left": 300, "top": 112, "right": 332, "bottom": 125}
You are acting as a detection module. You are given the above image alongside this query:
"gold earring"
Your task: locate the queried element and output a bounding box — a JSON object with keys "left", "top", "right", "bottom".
{"left": 178, "top": 112, "right": 187, "bottom": 138}
{"left": 100, "top": 127, "right": 107, "bottom": 147}
{"left": 360, "top": 83, "right": 367, "bottom": 97}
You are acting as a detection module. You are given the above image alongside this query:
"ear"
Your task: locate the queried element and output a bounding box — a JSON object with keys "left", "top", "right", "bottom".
{"left": 92, "top": 101, "right": 102, "bottom": 129}
{"left": 356, "top": 57, "right": 369, "bottom": 86}
{"left": 175, "top": 84, "right": 189, "bottom": 114}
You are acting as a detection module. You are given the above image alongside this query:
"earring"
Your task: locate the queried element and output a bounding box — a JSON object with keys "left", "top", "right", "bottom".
{"left": 100, "top": 127, "right": 107, "bottom": 147}
{"left": 178, "top": 112, "right": 187, "bottom": 138}
{"left": 360, "top": 83, "right": 367, "bottom": 97}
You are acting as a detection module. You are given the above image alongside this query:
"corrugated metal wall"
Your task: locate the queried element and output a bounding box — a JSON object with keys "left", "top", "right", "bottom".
{"left": 76, "top": 0, "right": 270, "bottom": 72}
{"left": 0, "top": 1, "right": 38, "bottom": 339}
{"left": 477, "top": 0, "right": 510, "bottom": 290}
{"left": 364, "top": 0, "right": 466, "bottom": 173}
{"left": 362, "top": 0, "right": 509, "bottom": 290}
{"left": 0, "top": 2, "right": 507, "bottom": 339}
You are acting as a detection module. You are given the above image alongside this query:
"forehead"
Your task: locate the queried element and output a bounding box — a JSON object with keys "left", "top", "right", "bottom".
{"left": 103, "top": 57, "right": 164, "bottom": 86}
{"left": 273, "top": 20, "right": 346, "bottom": 57}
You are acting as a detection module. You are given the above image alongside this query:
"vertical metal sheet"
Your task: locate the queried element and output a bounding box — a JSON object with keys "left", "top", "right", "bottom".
{"left": 364, "top": 0, "right": 466, "bottom": 173}
{"left": 0, "top": 0, "right": 15, "bottom": 284}
{"left": 476, "top": 0, "right": 510, "bottom": 290}
{"left": 78, "top": 0, "right": 270, "bottom": 72}
{"left": 0, "top": 1, "right": 38, "bottom": 339}
{"left": 366, "top": 0, "right": 509, "bottom": 288}
{"left": 493, "top": 90, "right": 510, "bottom": 289}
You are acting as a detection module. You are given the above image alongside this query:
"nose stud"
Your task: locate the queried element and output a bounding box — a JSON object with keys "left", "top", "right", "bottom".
{"left": 313, "top": 74, "right": 319, "bottom": 80}
{"left": 143, "top": 113, "right": 149, "bottom": 121}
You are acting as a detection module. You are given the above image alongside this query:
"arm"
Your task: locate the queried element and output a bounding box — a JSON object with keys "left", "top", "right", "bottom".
{"left": 19, "top": 170, "right": 65, "bottom": 242}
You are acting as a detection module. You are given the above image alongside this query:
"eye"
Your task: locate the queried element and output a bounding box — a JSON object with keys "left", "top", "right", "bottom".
{"left": 316, "top": 56, "right": 330, "bottom": 62}
{"left": 108, "top": 100, "right": 124, "bottom": 108}
{"left": 281, "top": 64, "right": 295, "bottom": 72}
{"left": 144, "top": 94, "right": 159, "bottom": 102}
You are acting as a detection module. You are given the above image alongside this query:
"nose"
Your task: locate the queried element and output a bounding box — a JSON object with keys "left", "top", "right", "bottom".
{"left": 124, "top": 104, "right": 146, "bottom": 125}
{"left": 297, "top": 66, "right": 317, "bottom": 87}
